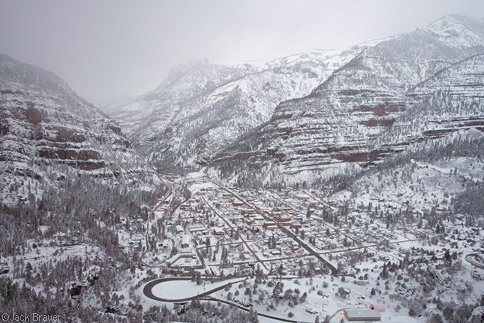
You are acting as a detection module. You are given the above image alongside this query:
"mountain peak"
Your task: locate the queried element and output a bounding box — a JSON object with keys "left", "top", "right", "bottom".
{"left": 0, "top": 53, "right": 67, "bottom": 91}
{"left": 428, "top": 14, "right": 483, "bottom": 28}
{"left": 422, "top": 14, "right": 484, "bottom": 47}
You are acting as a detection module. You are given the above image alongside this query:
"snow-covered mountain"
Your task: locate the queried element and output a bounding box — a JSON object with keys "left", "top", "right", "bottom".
{"left": 0, "top": 54, "right": 147, "bottom": 203}
{"left": 213, "top": 14, "right": 484, "bottom": 181}
{"left": 1, "top": 14, "right": 484, "bottom": 322}
{"left": 107, "top": 43, "right": 380, "bottom": 169}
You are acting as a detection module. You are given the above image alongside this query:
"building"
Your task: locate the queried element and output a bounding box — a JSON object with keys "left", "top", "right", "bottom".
{"left": 369, "top": 304, "right": 385, "bottom": 312}
{"left": 263, "top": 222, "right": 277, "bottom": 230}
{"left": 182, "top": 235, "right": 191, "bottom": 248}
{"left": 273, "top": 216, "right": 290, "bottom": 223}
{"left": 189, "top": 226, "right": 206, "bottom": 234}
{"left": 344, "top": 309, "right": 381, "bottom": 321}
{"left": 278, "top": 207, "right": 292, "bottom": 212}
{"left": 294, "top": 194, "right": 310, "bottom": 201}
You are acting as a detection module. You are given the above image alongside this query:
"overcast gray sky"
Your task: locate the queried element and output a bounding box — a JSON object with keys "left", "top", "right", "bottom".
{"left": 1, "top": 0, "right": 483, "bottom": 104}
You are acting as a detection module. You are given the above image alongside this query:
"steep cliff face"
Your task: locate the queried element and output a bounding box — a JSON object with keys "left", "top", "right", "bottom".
{"left": 0, "top": 54, "right": 139, "bottom": 201}
{"left": 213, "top": 15, "right": 484, "bottom": 177}
{"left": 107, "top": 44, "right": 376, "bottom": 169}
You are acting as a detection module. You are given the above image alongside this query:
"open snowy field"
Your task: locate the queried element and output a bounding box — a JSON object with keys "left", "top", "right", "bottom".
{"left": 150, "top": 277, "right": 243, "bottom": 300}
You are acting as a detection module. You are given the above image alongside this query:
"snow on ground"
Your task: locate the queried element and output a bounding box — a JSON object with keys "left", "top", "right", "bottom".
{"left": 381, "top": 313, "right": 422, "bottom": 323}
{"left": 350, "top": 158, "right": 473, "bottom": 214}
{"left": 189, "top": 181, "right": 217, "bottom": 194}
{"left": 136, "top": 170, "right": 483, "bottom": 321}
{"left": 150, "top": 277, "right": 243, "bottom": 300}
{"left": 186, "top": 171, "right": 206, "bottom": 180}
{"left": 2, "top": 239, "right": 101, "bottom": 273}
{"left": 212, "top": 276, "right": 419, "bottom": 322}
{"left": 434, "top": 157, "right": 484, "bottom": 182}
{"left": 331, "top": 190, "right": 353, "bottom": 203}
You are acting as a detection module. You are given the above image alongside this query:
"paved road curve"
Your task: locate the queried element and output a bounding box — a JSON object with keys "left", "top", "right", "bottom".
{"left": 142, "top": 277, "right": 313, "bottom": 322}
{"left": 465, "top": 253, "right": 484, "bottom": 269}
{"left": 143, "top": 277, "right": 245, "bottom": 302}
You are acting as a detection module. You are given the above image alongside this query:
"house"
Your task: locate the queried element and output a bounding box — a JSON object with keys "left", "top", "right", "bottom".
{"left": 369, "top": 304, "right": 385, "bottom": 312}
{"left": 0, "top": 263, "right": 9, "bottom": 275}
{"left": 278, "top": 207, "right": 292, "bottom": 213}
{"left": 209, "top": 266, "right": 220, "bottom": 276}
{"left": 294, "top": 193, "right": 310, "bottom": 201}
{"left": 181, "top": 235, "right": 191, "bottom": 248}
{"left": 263, "top": 222, "right": 277, "bottom": 230}
{"left": 344, "top": 309, "right": 381, "bottom": 321}
{"left": 273, "top": 216, "right": 290, "bottom": 223}
{"left": 130, "top": 237, "right": 142, "bottom": 245}
{"left": 176, "top": 225, "right": 184, "bottom": 234}
{"left": 189, "top": 226, "right": 205, "bottom": 234}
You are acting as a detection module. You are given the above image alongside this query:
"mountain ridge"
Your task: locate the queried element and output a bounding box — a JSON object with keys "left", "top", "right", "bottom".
{"left": 100, "top": 14, "right": 484, "bottom": 182}
{"left": 106, "top": 41, "right": 383, "bottom": 169}
{"left": 210, "top": 14, "right": 484, "bottom": 180}
{"left": 0, "top": 54, "right": 153, "bottom": 205}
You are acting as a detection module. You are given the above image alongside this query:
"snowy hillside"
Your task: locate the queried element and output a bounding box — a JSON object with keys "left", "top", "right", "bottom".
{"left": 214, "top": 14, "right": 484, "bottom": 182}
{"left": 0, "top": 54, "right": 156, "bottom": 204}
{"left": 0, "top": 55, "right": 168, "bottom": 323}
{"left": 107, "top": 43, "right": 379, "bottom": 169}
{"left": 1, "top": 13, "right": 484, "bottom": 323}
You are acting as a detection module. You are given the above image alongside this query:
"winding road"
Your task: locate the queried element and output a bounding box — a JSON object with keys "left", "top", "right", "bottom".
{"left": 465, "top": 253, "right": 484, "bottom": 269}
{"left": 142, "top": 277, "right": 313, "bottom": 323}
{"left": 143, "top": 277, "right": 244, "bottom": 302}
